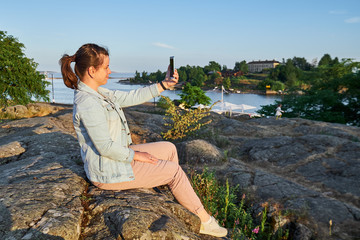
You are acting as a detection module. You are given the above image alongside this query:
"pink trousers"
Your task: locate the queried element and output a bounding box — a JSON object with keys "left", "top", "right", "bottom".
{"left": 92, "top": 141, "right": 205, "bottom": 215}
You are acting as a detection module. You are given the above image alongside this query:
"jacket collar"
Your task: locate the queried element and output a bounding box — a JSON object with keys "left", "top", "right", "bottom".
{"left": 78, "top": 81, "right": 110, "bottom": 99}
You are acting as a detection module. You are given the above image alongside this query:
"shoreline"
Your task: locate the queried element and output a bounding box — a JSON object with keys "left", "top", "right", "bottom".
{"left": 117, "top": 80, "right": 275, "bottom": 95}
{"left": 46, "top": 78, "right": 278, "bottom": 96}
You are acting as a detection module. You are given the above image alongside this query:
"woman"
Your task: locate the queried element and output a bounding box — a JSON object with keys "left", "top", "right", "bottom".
{"left": 59, "top": 43, "right": 227, "bottom": 237}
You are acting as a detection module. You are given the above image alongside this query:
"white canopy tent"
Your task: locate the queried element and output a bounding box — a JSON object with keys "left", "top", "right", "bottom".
{"left": 211, "top": 101, "right": 253, "bottom": 116}
{"left": 193, "top": 85, "right": 257, "bottom": 116}
{"left": 236, "top": 103, "right": 257, "bottom": 113}
{"left": 213, "top": 86, "right": 257, "bottom": 114}
{"left": 192, "top": 104, "right": 210, "bottom": 109}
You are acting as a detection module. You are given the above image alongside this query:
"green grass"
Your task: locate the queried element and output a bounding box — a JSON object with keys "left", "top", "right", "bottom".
{"left": 190, "top": 168, "right": 289, "bottom": 239}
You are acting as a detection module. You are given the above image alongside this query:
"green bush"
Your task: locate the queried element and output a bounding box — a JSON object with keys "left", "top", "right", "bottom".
{"left": 157, "top": 97, "right": 171, "bottom": 109}
{"left": 191, "top": 168, "right": 289, "bottom": 239}
{"left": 258, "top": 79, "right": 285, "bottom": 91}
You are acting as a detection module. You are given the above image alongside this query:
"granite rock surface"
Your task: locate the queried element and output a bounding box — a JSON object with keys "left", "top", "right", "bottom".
{"left": 0, "top": 103, "right": 359, "bottom": 239}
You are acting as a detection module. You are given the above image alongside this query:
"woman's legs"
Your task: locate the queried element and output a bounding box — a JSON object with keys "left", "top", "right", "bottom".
{"left": 93, "top": 141, "right": 208, "bottom": 219}
{"left": 93, "top": 141, "right": 227, "bottom": 237}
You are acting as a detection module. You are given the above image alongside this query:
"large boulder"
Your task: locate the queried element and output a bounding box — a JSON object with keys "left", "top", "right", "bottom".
{"left": 125, "top": 109, "right": 165, "bottom": 144}
{"left": 176, "top": 139, "right": 226, "bottom": 165}
{"left": 2, "top": 103, "right": 66, "bottom": 119}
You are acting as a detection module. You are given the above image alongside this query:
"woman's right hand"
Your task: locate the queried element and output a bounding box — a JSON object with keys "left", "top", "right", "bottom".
{"left": 133, "top": 151, "right": 158, "bottom": 165}
{"left": 163, "top": 66, "right": 179, "bottom": 88}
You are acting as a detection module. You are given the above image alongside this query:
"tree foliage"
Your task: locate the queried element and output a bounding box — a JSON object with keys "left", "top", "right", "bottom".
{"left": 267, "top": 59, "right": 302, "bottom": 87}
{"left": 234, "top": 60, "right": 248, "bottom": 73}
{"left": 179, "top": 83, "right": 211, "bottom": 108}
{"left": 258, "top": 79, "right": 285, "bottom": 91}
{"left": 209, "top": 72, "right": 223, "bottom": 86}
{"left": 292, "top": 57, "right": 312, "bottom": 71}
{"left": 177, "top": 67, "right": 188, "bottom": 82}
{"left": 177, "top": 65, "right": 208, "bottom": 87}
{"left": 131, "top": 69, "right": 165, "bottom": 83}
{"left": 203, "top": 61, "right": 221, "bottom": 74}
{"left": 318, "top": 53, "right": 339, "bottom": 67}
{"left": 0, "top": 31, "right": 49, "bottom": 107}
{"left": 223, "top": 77, "right": 231, "bottom": 89}
{"left": 258, "top": 59, "right": 360, "bottom": 126}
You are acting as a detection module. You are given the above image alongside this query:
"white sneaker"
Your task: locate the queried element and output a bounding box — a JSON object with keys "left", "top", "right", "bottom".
{"left": 199, "top": 216, "right": 228, "bottom": 237}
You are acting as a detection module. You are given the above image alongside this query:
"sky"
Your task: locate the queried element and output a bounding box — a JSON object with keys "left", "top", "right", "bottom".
{"left": 1, "top": 0, "right": 360, "bottom": 73}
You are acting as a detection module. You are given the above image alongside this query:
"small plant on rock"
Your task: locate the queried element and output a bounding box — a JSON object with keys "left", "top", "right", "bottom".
{"left": 161, "top": 96, "right": 218, "bottom": 140}
{"left": 190, "top": 167, "right": 290, "bottom": 239}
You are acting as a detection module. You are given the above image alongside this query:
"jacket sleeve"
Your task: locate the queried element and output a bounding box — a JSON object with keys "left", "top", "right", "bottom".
{"left": 76, "top": 97, "right": 134, "bottom": 163}
{"left": 112, "top": 84, "right": 160, "bottom": 107}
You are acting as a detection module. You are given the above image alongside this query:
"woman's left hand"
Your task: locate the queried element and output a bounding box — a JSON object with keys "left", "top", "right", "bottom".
{"left": 133, "top": 151, "right": 159, "bottom": 165}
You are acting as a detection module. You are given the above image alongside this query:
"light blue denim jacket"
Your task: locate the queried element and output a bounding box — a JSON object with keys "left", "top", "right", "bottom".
{"left": 73, "top": 81, "right": 160, "bottom": 183}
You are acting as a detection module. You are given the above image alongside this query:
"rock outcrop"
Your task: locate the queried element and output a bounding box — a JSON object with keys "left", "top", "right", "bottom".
{"left": 0, "top": 107, "right": 86, "bottom": 240}
{"left": 0, "top": 103, "right": 359, "bottom": 240}
{"left": 1, "top": 102, "right": 66, "bottom": 119}
{"left": 188, "top": 113, "right": 360, "bottom": 240}
{"left": 0, "top": 104, "right": 221, "bottom": 240}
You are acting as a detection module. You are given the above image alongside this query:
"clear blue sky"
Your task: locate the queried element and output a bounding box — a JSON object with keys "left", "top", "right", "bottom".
{"left": 1, "top": 0, "right": 359, "bottom": 72}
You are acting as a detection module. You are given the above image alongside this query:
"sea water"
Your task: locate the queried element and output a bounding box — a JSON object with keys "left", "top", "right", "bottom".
{"left": 45, "top": 73, "right": 281, "bottom": 113}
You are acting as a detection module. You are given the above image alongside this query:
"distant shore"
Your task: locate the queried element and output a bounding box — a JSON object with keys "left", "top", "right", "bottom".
{"left": 117, "top": 79, "right": 269, "bottom": 95}
{"left": 46, "top": 76, "right": 274, "bottom": 96}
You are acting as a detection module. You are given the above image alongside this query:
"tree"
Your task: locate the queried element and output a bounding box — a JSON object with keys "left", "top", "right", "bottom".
{"left": 342, "top": 70, "right": 360, "bottom": 126}
{"left": 284, "top": 59, "right": 301, "bottom": 87}
{"left": 154, "top": 69, "right": 165, "bottom": 82}
{"left": 191, "top": 73, "right": 206, "bottom": 87}
{"left": 203, "top": 61, "right": 221, "bottom": 74}
{"left": 132, "top": 71, "right": 141, "bottom": 82}
{"left": 223, "top": 77, "right": 231, "bottom": 90}
{"left": 258, "top": 59, "right": 360, "bottom": 126}
{"left": 188, "top": 66, "right": 206, "bottom": 87}
{"left": 210, "top": 72, "right": 223, "bottom": 86}
{"left": 179, "top": 83, "right": 211, "bottom": 108}
{"left": 141, "top": 71, "right": 148, "bottom": 82}
{"left": 177, "top": 67, "right": 188, "bottom": 82}
{"left": 234, "top": 60, "right": 248, "bottom": 73}
{"left": 0, "top": 31, "right": 49, "bottom": 107}
{"left": 268, "top": 59, "right": 302, "bottom": 87}
{"left": 318, "top": 54, "right": 333, "bottom": 66}
{"left": 292, "top": 57, "right": 312, "bottom": 71}
{"left": 307, "top": 58, "right": 356, "bottom": 89}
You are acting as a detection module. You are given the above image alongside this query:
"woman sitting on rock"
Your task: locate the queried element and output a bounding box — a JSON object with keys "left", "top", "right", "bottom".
{"left": 59, "top": 43, "right": 227, "bottom": 238}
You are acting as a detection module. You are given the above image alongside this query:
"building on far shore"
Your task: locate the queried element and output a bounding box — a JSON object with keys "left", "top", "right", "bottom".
{"left": 247, "top": 60, "right": 280, "bottom": 73}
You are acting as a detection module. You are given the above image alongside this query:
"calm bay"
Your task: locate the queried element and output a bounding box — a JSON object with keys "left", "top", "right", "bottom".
{"left": 45, "top": 72, "right": 281, "bottom": 113}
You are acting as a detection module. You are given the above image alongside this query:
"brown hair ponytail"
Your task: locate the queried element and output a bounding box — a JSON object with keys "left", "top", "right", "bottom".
{"left": 59, "top": 54, "right": 78, "bottom": 89}
{"left": 59, "top": 44, "right": 109, "bottom": 89}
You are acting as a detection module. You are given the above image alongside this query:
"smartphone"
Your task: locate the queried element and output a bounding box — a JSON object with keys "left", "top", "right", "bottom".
{"left": 169, "top": 56, "right": 174, "bottom": 78}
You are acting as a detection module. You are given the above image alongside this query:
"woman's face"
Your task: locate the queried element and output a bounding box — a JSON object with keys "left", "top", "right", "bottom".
{"left": 93, "top": 55, "right": 111, "bottom": 86}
